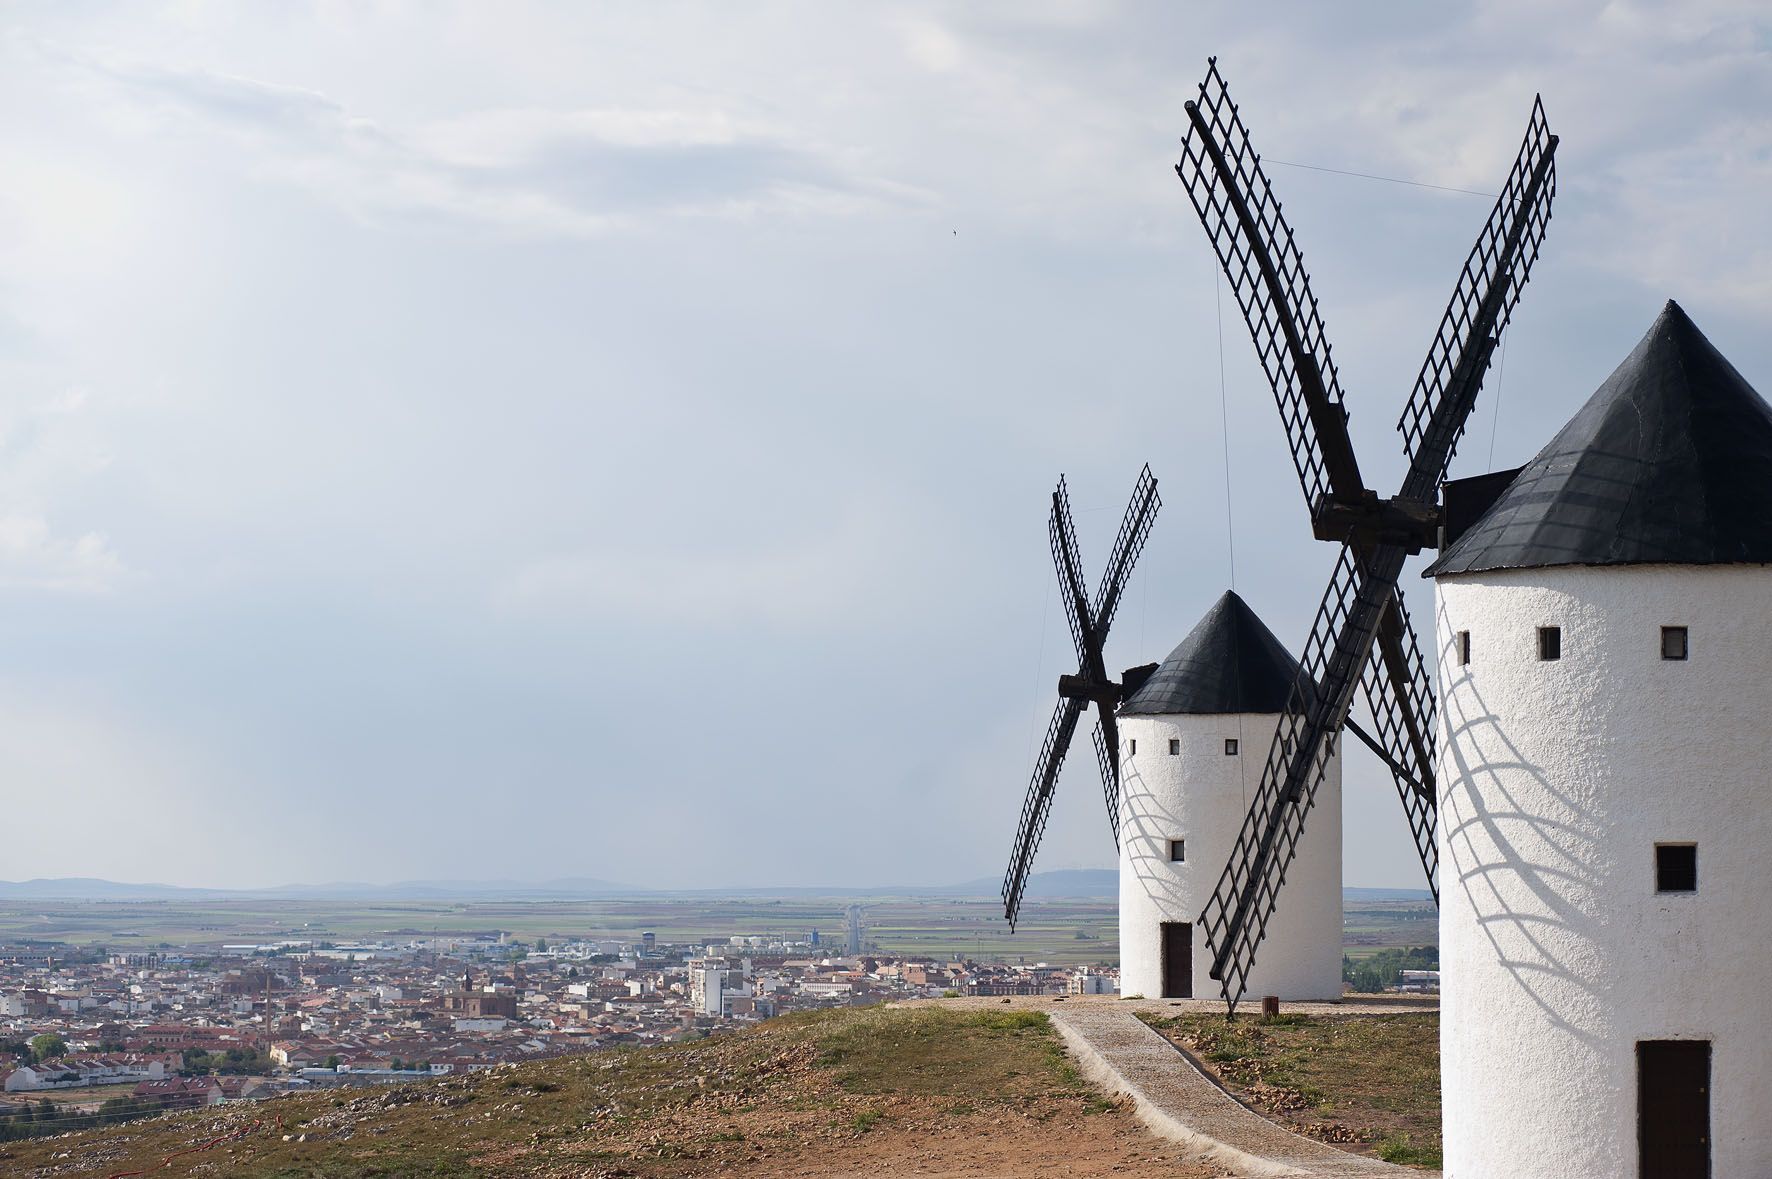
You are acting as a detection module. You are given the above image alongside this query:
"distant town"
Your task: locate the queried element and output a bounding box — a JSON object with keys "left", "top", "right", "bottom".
{"left": 0, "top": 917, "right": 1126, "bottom": 1137}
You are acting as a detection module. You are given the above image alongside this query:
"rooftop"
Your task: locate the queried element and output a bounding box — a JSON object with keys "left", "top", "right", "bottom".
{"left": 1428, "top": 300, "right": 1772, "bottom": 576}
{"left": 1118, "top": 590, "right": 1303, "bottom": 716}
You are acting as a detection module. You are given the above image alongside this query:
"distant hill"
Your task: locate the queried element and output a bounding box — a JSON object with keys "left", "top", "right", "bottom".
{"left": 1344, "top": 887, "right": 1435, "bottom": 903}
{"left": 0, "top": 878, "right": 233, "bottom": 900}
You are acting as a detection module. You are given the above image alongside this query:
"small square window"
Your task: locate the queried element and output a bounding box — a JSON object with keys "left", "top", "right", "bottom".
{"left": 1661, "top": 626, "right": 1688, "bottom": 661}
{"left": 1169, "top": 839, "right": 1185, "bottom": 863}
{"left": 1224, "top": 738, "right": 1239, "bottom": 756}
{"left": 1168, "top": 738, "right": 1180, "bottom": 755}
{"left": 1128, "top": 739, "right": 1136, "bottom": 756}
{"left": 1656, "top": 844, "right": 1696, "bottom": 893}
{"left": 1538, "top": 626, "right": 1561, "bottom": 661}
{"left": 1456, "top": 630, "right": 1471, "bottom": 666}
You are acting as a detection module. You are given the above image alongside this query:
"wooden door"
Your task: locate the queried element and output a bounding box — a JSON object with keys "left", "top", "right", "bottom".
{"left": 1639, "top": 1039, "right": 1710, "bottom": 1179}
{"left": 1160, "top": 922, "right": 1192, "bottom": 999}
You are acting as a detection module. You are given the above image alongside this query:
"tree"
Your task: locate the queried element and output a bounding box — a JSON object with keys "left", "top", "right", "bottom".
{"left": 1342, "top": 946, "right": 1438, "bottom": 994}
{"left": 567, "top": 966, "right": 579, "bottom": 978}
{"left": 325, "top": 1054, "right": 341, "bottom": 1070}
{"left": 534, "top": 937, "right": 549, "bottom": 953}
{"left": 29, "top": 1034, "right": 65, "bottom": 1064}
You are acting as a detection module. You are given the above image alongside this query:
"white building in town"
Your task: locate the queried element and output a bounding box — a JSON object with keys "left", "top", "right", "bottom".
{"left": 1117, "top": 590, "right": 1342, "bottom": 1002}
{"left": 1429, "top": 302, "right": 1772, "bottom": 1178}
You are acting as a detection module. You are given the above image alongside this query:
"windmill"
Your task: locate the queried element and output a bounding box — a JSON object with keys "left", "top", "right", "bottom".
{"left": 1001, "top": 465, "right": 1160, "bottom": 929}
{"left": 1173, "top": 59, "right": 1558, "bottom": 1010}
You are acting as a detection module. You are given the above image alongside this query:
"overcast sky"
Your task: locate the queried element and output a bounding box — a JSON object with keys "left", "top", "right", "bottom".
{"left": 0, "top": 3, "right": 1767, "bottom": 890}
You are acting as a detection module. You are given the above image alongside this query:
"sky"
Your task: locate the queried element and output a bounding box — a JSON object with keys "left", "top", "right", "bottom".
{"left": 0, "top": 2, "right": 1767, "bottom": 890}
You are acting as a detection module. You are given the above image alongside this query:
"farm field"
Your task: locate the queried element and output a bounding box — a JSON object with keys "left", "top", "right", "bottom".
{"left": 1341, "top": 894, "right": 1437, "bottom": 959}
{"left": 0, "top": 889, "right": 1433, "bottom": 966}
{"left": 0, "top": 895, "right": 1121, "bottom": 965}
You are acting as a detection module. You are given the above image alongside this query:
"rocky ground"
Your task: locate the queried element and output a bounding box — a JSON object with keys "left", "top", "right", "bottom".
{"left": 0, "top": 1005, "right": 1228, "bottom": 1178}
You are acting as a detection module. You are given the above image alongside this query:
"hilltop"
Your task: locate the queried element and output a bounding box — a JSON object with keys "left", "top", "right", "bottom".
{"left": 0, "top": 1005, "right": 1217, "bottom": 1178}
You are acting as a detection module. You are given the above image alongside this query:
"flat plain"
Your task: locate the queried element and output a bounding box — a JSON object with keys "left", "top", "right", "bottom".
{"left": 0, "top": 889, "right": 1435, "bottom": 965}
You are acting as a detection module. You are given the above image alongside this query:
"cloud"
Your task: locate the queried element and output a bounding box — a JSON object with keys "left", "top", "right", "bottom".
{"left": 0, "top": 385, "right": 122, "bottom": 593}
{"left": 0, "top": 513, "right": 122, "bottom": 593}
{"left": 61, "top": 49, "right": 919, "bottom": 237}
{"left": 0, "top": 3, "right": 1768, "bottom": 890}
{"left": 493, "top": 508, "right": 911, "bottom": 630}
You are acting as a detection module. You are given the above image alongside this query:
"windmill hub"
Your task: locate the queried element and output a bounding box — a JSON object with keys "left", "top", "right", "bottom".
{"left": 1309, "top": 492, "right": 1438, "bottom": 552}
{"left": 1055, "top": 673, "right": 1121, "bottom": 706}
{"left": 1056, "top": 662, "right": 1160, "bottom": 707}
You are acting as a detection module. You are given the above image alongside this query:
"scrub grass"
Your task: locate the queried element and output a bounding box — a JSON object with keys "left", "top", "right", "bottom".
{"left": 1141, "top": 1010, "right": 1441, "bottom": 1168}
{"left": 0, "top": 1006, "right": 1104, "bottom": 1178}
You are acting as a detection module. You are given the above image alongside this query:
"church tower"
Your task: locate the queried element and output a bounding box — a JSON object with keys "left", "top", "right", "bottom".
{"left": 1116, "top": 590, "right": 1343, "bottom": 1001}
{"left": 1428, "top": 302, "right": 1772, "bottom": 1178}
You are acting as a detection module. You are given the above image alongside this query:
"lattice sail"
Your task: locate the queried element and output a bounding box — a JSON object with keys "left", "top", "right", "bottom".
{"left": 1003, "top": 696, "right": 1086, "bottom": 929}
{"left": 1176, "top": 58, "right": 1359, "bottom": 511}
{"left": 1092, "top": 464, "right": 1161, "bottom": 631}
{"left": 1397, "top": 97, "right": 1557, "bottom": 486}
{"left": 1049, "top": 478, "right": 1089, "bottom": 666}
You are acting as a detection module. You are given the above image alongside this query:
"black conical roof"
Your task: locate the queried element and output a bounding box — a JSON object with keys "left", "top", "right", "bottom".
{"left": 1119, "top": 590, "right": 1304, "bottom": 716}
{"left": 1427, "top": 301, "right": 1772, "bottom": 577}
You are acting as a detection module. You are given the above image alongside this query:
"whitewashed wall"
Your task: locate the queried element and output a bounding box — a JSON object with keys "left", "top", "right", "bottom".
{"left": 1436, "top": 564, "right": 1772, "bottom": 1178}
{"left": 1118, "top": 711, "right": 1342, "bottom": 1002}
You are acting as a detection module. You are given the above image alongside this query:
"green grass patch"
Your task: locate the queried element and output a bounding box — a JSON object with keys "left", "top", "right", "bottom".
{"left": 814, "top": 1007, "right": 1073, "bottom": 1098}
{"left": 1378, "top": 1133, "right": 1443, "bottom": 1166}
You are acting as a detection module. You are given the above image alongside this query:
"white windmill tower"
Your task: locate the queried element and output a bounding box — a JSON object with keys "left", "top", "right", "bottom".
{"left": 1427, "top": 302, "right": 1772, "bottom": 1178}
{"left": 1116, "top": 590, "right": 1342, "bottom": 1000}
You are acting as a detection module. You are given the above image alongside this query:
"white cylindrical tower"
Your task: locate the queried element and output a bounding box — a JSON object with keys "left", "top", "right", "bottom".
{"left": 1118, "top": 590, "right": 1342, "bottom": 1002}
{"left": 1429, "top": 302, "right": 1772, "bottom": 1178}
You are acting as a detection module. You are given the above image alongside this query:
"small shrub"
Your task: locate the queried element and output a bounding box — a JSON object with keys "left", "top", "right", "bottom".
{"left": 972, "top": 1010, "right": 1047, "bottom": 1032}
{"left": 1377, "top": 1133, "right": 1442, "bottom": 1166}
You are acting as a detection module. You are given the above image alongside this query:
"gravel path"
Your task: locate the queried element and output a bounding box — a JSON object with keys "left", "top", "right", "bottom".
{"left": 1045, "top": 1003, "right": 1439, "bottom": 1179}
